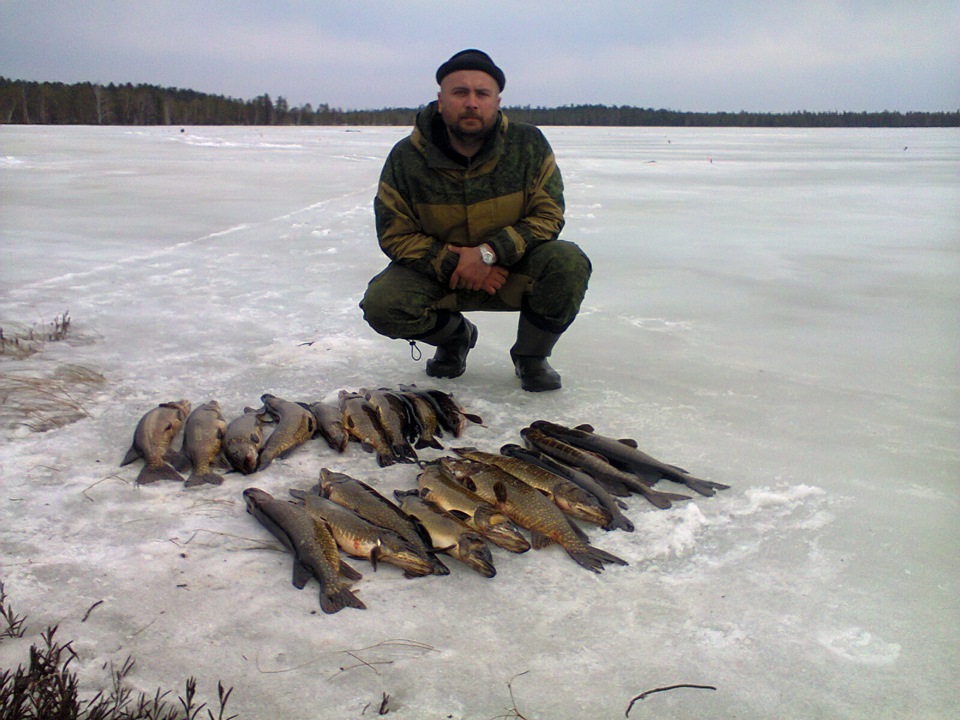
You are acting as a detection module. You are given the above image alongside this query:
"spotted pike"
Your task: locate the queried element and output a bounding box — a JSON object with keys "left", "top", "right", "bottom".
{"left": 257, "top": 394, "right": 317, "bottom": 471}
{"left": 500, "top": 443, "right": 635, "bottom": 532}
{"left": 121, "top": 399, "right": 192, "bottom": 485}
{"left": 395, "top": 490, "right": 496, "bottom": 578}
{"left": 316, "top": 468, "right": 448, "bottom": 575}
{"left": 439, "top": 457, "right": 628, "bottom": 573}
{"left": 339, "top": 391, "right": 396, "bottom": 467}
{"left": 452, "top": 446, "right": 612, "bottom": 529}
{"left": 182, "top": 400, "right": 228, "bottom": 487}
{"left": 531, "top": 421, "right": 729, "bottom": 497}
{"left": 416, "top": 462, "right": 530, "bottom": 553}
{"left": 521, "top": 427, "right": 692, "bottom": 510}
{"left": 290, "top": 490, "right": 436, "bottom": 578}
{"left": 308, "top": 401, "right": 348, "bottom": 453}
{"left": 223, "top": 407, "right": 267, "bottom": 475}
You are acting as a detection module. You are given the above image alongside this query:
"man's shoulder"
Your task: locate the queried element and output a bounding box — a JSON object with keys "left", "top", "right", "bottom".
{"left": 502, "top": 116, "right": 550, "bottom": 148}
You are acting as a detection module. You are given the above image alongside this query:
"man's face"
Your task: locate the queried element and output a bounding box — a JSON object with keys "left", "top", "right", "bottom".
{"left": 437, "top": 70, "right": 501, "bottom": 142}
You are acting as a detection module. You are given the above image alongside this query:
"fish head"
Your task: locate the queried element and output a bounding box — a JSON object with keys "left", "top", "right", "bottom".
{"left": 458, "top": 535, "right": 496, "bottom": 578}
{"left": 242, "top": 487, "right": 271, "bottom": 513}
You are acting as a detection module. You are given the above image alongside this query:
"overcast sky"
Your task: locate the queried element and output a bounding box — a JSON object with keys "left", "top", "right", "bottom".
{"left": 1, "top": 1, "right": 957, "bottom": 113}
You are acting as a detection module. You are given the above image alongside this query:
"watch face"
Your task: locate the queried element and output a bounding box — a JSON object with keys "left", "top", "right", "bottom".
{"left": 481, "top": 246, "right": 495, "bottom": 265}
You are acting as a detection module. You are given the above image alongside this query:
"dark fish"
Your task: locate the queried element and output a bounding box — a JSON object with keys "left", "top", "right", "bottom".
{"left": 223, "top": 406, "right": 267, "bottom": 475}
{"left": 257, "top": 394, "right": 317, "bottom": 471}
{"left": 398, "top": 385, "right": 482, "bottom": 438}
{"left": 243, "top": 487, "right": 364, "bottom": 614}
{"left": 400, "top": 389, "right": 445, "bottom": 450}
{"left": 361, "top": 388, "right": 418, "bottom": 463}
{"left": 121, "top": 399, "right": 192, "bottom": 485}
{"left": 182, "top": 400, "right": 228, "bottom": 487}
{"left": 521, "top": 427, "right": 692, "bottom": 510}
{"left": 500, "top": 443, "right": 635, "bottom": 532}
{"left": 531, "top": 420, "right": 729, "bottom": 496}
{"left": 439, "top": 457, "right": 628, "bottom": 573}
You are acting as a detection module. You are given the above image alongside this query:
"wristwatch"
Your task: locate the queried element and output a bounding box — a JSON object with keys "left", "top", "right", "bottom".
{"left": 479, "top": 244, "right": 496, "bottom": 266}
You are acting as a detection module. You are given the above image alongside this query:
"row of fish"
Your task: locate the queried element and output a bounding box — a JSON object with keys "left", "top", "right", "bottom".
{"left": 119, "top": 386, "right": 483, "bottom": 486}
{"left": 242, "top": 421, "right": 729, "bottom": 613}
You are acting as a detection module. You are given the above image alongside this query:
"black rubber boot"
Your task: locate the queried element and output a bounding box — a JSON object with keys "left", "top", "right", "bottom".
{"left": 510, "top": 315, "right": 562, "bottom": 392}
{"left": 422, "top": 314, "right": 478, "bottom": 379}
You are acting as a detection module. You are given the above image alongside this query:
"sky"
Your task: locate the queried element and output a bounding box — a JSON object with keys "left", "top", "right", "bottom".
{"left": 1, "top": 0, "right": 958, "bottom": 113}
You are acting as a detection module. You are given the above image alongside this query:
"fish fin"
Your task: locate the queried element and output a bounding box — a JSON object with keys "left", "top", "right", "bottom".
{"left": 449, "top": 509, "right": 471, "bottom": 522}
{"left": 587, "top": 545, "right": 629, "bottom": 568}
{"left": 184, "top": 471, "right": 225, "bottom": 488}
{"left": 166, "top": 448, "right": 190, "bottom": 472}
{"left": 638, "top": 487, "right": 691, "bottom": 509}
{"left": 567, "top": 518, "right": 591, "bottom": 543}
{"left": 393, "top": 489, "right": 419, "bottom": 502}
{"left": 463, "top": 412, "right": 483, "bottom": 425}
{"left": 605, "top": 514, "right": 636, "bottom": 532}
{"left": 573, "top": 423, "right": 595, "bottom": 432}
{"left": 493, "top": 481, "right": 509, "bottom": 505}
{"left": 136, "top": 464, "right": 185, "bottom": 485}
{"left": 676, "top": 475, "right": 729, "bottom": 496}
{"left": 120, "top": 444, "right": 142, "bottom": 466}
{"left": 617, "top": 438, "right": 639, "bottom": 448}
{"left": 431, "top": 557, "right": 451, "bottom": 576}
{"left": 320, "top": 587, "right": 366, "bottom": 614}
{"left": 531, "top": 531, "right": 555, "bottom": 550}
{"left": 376, "top": 452, "right": 397, "bottom": 468}
{"left": 369, "top": 546, "right": 380, "bottom": 571}
{"left": 339, "top": 560, "right": 363, "bottom": 582}
{"left": 292, "top": 560, "right": 311, "bottom": 589}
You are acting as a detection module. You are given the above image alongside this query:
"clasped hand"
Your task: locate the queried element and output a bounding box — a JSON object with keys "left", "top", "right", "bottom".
{"left": 447, "top": 245, "right": 508, "bottom": 295}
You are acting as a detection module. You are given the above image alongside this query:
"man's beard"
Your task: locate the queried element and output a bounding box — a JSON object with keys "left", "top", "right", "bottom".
{"left": 447, "top": 114, "right": 492, "bottom": 143}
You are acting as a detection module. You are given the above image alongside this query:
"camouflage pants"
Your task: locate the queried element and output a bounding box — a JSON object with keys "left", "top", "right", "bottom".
{"left": 360, "top": 240, "right": 592, "bottom": 339}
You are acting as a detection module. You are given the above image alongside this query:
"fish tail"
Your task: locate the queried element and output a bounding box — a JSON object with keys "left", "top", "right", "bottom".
{"left": 120, "top": 445, "right": 142, "bottom": 467}
{"left": 320, "top": 586, "right": 366, "bottom": 614}
{"left": 638, "top": 486, "right": 691, "bottom": 509}
{"left": 677, "top": 475, "right": 729, "bottom": 496}
{"left": 565, "top": 543, "right": 629, "bottom": 573}
{"left": 604, "top": 514, "right": 636, "bottom": 532}
{"left": 136, "top": 464, "right": 185, "bottom": 485}
{"left": 184, "top": 471, "right": 225, "bottom": 488}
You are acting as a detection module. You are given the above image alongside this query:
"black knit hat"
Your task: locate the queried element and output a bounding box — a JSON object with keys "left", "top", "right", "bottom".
{"left": 436, "top": 49, "right": 506, "bottom": 91}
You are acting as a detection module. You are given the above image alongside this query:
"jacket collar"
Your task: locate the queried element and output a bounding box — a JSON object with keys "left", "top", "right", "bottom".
{"left": 412, "top": 101, "right": 507, "bottom": 169}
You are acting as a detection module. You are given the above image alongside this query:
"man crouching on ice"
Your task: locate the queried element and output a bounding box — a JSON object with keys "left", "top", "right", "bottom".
{"left": 359, "top": 49, "right": 592, "bottom": 392}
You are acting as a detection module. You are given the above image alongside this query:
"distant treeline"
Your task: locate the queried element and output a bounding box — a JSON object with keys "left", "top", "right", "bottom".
{"left": 2, "top": 78, "right": 958, "bottom": 127}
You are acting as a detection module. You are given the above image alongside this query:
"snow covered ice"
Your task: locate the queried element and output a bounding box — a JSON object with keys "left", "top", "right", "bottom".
{"left": 1, "top": 124, "right": 958, "bottom": 719}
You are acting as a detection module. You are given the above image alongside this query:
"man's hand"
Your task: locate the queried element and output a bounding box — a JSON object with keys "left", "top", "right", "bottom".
{"left": 448, "top": 245, "right": 508, "bottom": 294}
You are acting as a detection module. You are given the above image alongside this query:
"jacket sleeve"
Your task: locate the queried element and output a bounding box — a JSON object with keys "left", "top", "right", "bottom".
{"left": 484, "top": 135, "right": 565, "bottom": 268}
{"left": 374, "top": 151, "right": 458, "bottom": 283}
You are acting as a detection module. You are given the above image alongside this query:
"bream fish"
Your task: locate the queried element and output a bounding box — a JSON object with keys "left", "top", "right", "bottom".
{"left": 181, "top": 400, "right": 228, "bottom": 487}
{"left": 256, "top": 394, "right": 317, "bottom": 471}
{"left": 222, "top": 406, "right": 267, "bottom": 475}
{"left": 120, "top": 399, "right": 192, "bottom": 485}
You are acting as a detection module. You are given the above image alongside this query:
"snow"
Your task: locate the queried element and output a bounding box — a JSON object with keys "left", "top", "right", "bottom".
{"left": 1, "top": 124, "right": 958, "bottom": 719}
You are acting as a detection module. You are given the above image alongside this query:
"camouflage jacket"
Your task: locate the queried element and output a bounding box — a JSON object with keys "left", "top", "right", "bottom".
{"left": 374, "top": 102, "right": 565, "bottom": 283}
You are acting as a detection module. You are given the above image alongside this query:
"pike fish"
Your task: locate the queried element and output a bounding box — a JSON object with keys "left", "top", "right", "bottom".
{"left": 361, "top": 388, "right": 418, "bottom": 463}
{"left": 521, "top": 427, "right": 692, "bottom": 510}
{"left": 339, "top": 391, "right": 396, "bottom": 467}
{"left": 500, "top": 443, "right": 635, "bottom": 532}
{"left": 452, "top": 446, "right": 612, "bottom": 529}
{"left": 291, "top": 490, "right": 436, "bottom": 578}
{"left": 315, "top": 468, "right": 448, "bottom": 575}
{"left": 531, "top": 421, "right": 730, "bottom": 497}
{"left": 416, "top": 461, "right": 530, "bottom": 553}
{"left": 223, "top": 407, "right": 267, "bottom": 475}
{"left": 395, "top": 489, "right": 496, "bottom": 578}
{"left": 439, "top": 457, "right": 628, "bottom": 573}
{"left": 257, "top": 394, "right": 317, "bottom": 471}
{"left": 182, "top": 400, "right": 228, "bottom": 487}
{"left": 121, "top": 399, "right": 192, "bottom": 485}
{"left": 309, "top": 401, "right": 349, "bottom": 453}
{"left": 243, "top": 487, "right": 365, "bottom": 614}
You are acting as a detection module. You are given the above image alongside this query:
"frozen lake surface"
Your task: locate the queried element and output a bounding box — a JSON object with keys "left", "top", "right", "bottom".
{"left": 1, "top": 124, "right": 958, "bottom": 718}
